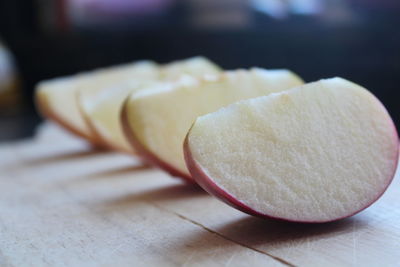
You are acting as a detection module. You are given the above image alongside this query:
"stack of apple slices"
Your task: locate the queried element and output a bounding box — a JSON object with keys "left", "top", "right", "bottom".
{"left": 78, "top": 80, "right": 159, "bottom": 153}
{"left": 36, "top": 58, "right": 399, "bottom": 223}
{"left": 122, "top": 68, "right": 304, "bottom": 179}
{"left": 36, "top": 57, "right": 221, "bottom": 151}
{"left": 36, "top": 61, "right": 159, "bottom": 146}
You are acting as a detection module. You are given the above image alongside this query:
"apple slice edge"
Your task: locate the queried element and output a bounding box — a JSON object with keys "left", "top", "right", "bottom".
{"left": 183, "top": 86, "right": 400, "bottom": 223}
{"left": 35, "top": 90, "right": 106, "bottom": 148}
{"left": 120, "top": 97, "right": 194, "bottom": 182}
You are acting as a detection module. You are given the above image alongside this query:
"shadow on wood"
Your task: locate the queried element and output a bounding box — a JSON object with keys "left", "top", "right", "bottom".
{"left": 82, "top": 164, "right": 153, "bottom": 179}
{"left": 178, "top": 215, "right": 368, "bottom": 254}
{"left": 219, "top": 215, "right": 366, "bottom": 247}
{"left": 23, "top": 148, "right": 111, "bottom": 166}
{"left": 102, "top": 183, "right": 207, "bottom": 210}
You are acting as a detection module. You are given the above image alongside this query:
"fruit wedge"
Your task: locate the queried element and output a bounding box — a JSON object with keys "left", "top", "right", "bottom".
{"left": 122, "top": 68, "right": 304, "bottom": 180}
{"left": 184, "top": 77, "right": 399, "bottom": 223}
{"left": 78, "top": 57, "right": 221, "bottom": 152}
{"left": 35, "top": 61, "right": 159, "bottom": 145}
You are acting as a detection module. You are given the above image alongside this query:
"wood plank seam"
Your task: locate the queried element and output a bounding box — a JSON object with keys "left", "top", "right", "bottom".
{"left": 149, "top": 201, "right": 297, "bottom": 267}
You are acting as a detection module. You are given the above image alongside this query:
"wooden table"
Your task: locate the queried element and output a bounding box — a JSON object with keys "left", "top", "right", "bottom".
{"left": 1, "top": 123, "right": 399, "bottom": 267}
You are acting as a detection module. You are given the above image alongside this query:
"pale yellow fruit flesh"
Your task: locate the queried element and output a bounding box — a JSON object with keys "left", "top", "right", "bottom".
{"left": 124, "top": 68, "right": 304, "bottom": 177}
{"left": 36, "top": 76, "right": 90, "bottom": 139}
{"left": 79, "top": 57, "right": 221, "bottom": 152}
{"left": 159, "top": 56, "right": 221, "bottom": 78}
{"left": 187, "top": 77, "right": 399, "bottom": 222}
{"left": 36, "top": 61, "right": 159, "bottom": 141}
{"left": 80, "top": 80, "right": 161, "bottom": 152}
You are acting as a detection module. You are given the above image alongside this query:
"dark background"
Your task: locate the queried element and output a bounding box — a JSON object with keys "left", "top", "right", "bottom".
{"left": 0, "top": 0, "right": 399, "bottom": 140}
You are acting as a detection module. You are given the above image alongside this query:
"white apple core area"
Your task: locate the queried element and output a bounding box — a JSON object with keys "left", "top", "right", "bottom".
{"left": 187, "top": 78, "right": 399, "bottom": 222}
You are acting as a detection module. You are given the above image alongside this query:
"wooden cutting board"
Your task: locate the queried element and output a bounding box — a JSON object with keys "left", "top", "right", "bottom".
{"left": 0, "top": 123, "right": 399, "bottom": 267}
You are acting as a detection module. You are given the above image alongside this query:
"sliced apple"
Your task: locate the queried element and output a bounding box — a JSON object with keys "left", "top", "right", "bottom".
{"left": 36, "top": 75, "right": 95, "bottom": 143}
{"left": 122, "top": 68, "right": 304, "bottom": 180}
{"left": 159, "top": 56, "right": 221, "bottom": 78}
{"left": 184, "top": 77, "right": 399, "bottom": 223}
{"left": 78, "top": 80, "right": 161, "bottom": 153}
{"left": 35, "top": 61, "right": 159, "bottom": 146}
{"left": 78, "top": 57, "right": 221, "bottom": 153}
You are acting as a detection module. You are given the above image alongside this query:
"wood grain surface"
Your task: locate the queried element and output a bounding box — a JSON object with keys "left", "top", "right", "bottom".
{"left": 0, "top": 123, "right": 399, "bottom": 267}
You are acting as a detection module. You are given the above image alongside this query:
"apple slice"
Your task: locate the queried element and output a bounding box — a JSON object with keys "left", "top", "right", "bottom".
{"left": 78, "top": 57, "right": 221, "bottom": 153}
{"left": 35, "top": 61, "right": 159, "bottom": 146}
{"left": 79, "top": 80, "right": 161, "bottom": 153}
{"left": 36, "top": 76, "right": 96, "bottom": 143}
{"left": 184, "top": 77, "right": 399, "bottom": 223}
{"left": 122, "top": 68, "right": 304, "bottom": 180}
{"left": 159, "top": 56, "right": 221, "bottom": 78}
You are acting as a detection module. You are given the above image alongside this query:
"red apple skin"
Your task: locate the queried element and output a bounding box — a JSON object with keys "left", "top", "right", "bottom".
{"left": 35, "top": 93, "right": 105, "bottom": 148}
{"left": 120, "top": 100, "right": 194, "bottom": 182}
{"left": 183, "top": 114, "right": 399, "bottom": 223}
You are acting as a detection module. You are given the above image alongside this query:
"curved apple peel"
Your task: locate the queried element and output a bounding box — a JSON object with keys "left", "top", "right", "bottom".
{"left": 184, "top": 78, "right": 399, "bottom": 223}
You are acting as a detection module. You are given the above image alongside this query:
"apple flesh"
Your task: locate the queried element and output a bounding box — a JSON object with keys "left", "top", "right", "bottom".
{"left": 79, "top": 80, "right": 159, "bottom": 153}
{"left": 184, "top": 77, "right": 399, "bottom": 223}
{"left": 122, "top": 68, "right": 304, "bottom": 180}
{"left": 36, "top": 76, "right": 98, "bottom": 144}
{"left": 159, "top": 56, "right": 221, "bottom": 79}
{"left": 35, "top": 61, "right": 159, "bottom": 146}
{"left": 78, "top": 57, "right": 221, "bottom": 153}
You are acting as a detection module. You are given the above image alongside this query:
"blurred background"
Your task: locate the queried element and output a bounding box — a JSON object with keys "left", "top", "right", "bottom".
{"left": 0, "top": 0, "right": 399, "bottom": 140}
